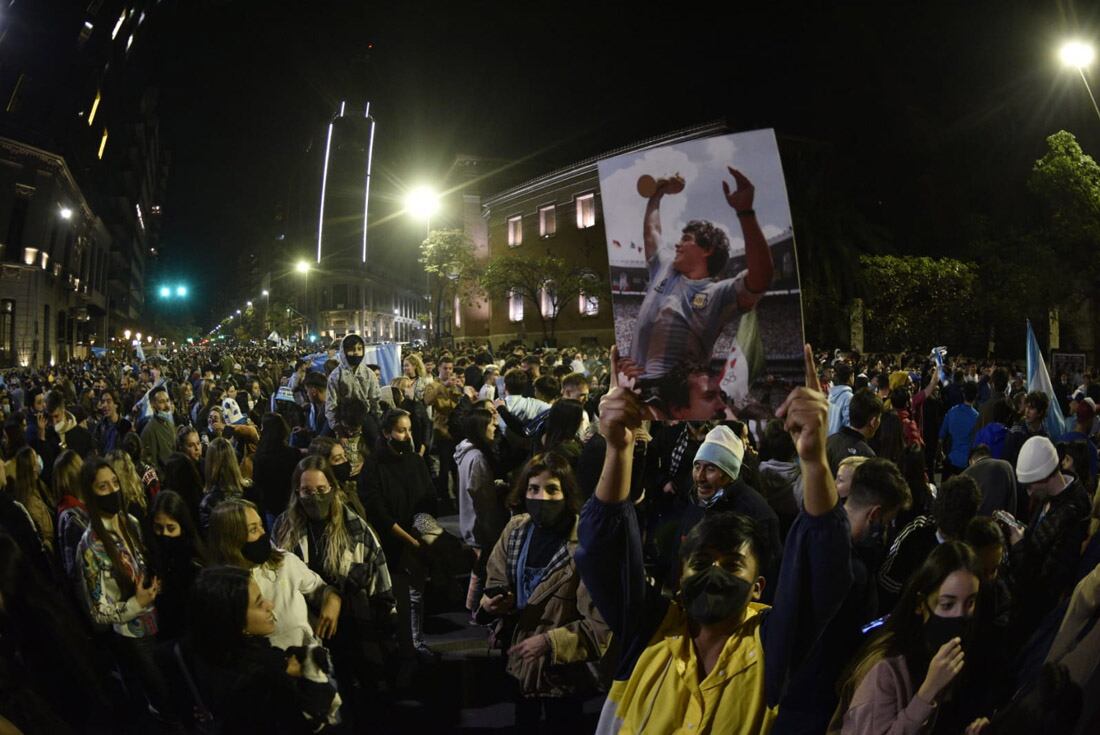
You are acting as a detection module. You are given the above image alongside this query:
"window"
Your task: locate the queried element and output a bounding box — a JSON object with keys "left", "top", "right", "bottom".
{"left": 576, "top": 193, "right": 597, "bottom": 228}
{"left": 508, "top": 290, "right": 524, "bottom": 322}
{"left": 6, "top": 188, "right": 30, "bottom": 260}
{"left": 97, "top": 128, "right": 108, "bottom": 159}
{"left": 579, "top": 292, "right": 599, "bottom": 317}
{"left": 539, "top": 205, "right": 556, "bottom": 237}
{"left": 507, "top": 215, "right": 523, "bottom": 246}
{"left": 454, "top": 294, "right": 461, "bottom": 328}
{"left": 539, "top": 281, "right": 557, "bottom": 318}
{"left": 332, "top": 284, "right": 348, "bottom": 308}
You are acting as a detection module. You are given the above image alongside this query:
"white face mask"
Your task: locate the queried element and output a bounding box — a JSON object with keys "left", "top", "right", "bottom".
{"left": 53, "top": 419, "right": 66, "bottom": 434}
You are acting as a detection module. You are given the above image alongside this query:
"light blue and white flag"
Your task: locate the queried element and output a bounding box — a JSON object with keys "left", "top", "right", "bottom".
{"left": 1026, "top": 319, "right": 1067, "bottom": 441}
{"left": 930, "top": 346, "right": 948, "bottom": 384}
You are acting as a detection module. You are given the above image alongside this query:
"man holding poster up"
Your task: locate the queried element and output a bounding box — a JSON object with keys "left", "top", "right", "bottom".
{"left": 624, "top": 167, "right": 773, "bottom": 415}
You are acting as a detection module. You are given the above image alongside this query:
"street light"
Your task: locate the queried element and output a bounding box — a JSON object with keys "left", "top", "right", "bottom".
{"left": 176, "top": 285, "right": 187, "bottom": 297}
{"left": 295, "top": 260, "right": 311, "bottom": 274}
{"left": 159, "top": 286, "right": 171, "bottom": 299}
{"left": 1060, "top": 39, "right": 1100, "bottom": 124}
{"left": 262, "top": 289, "right": 269, "bottom": 297}
{"left": 236, "top": 309, "right": 241, "bottom": 315}
{"left": 405, "top": 186, "right": 440, "bottom": 230}
{"left": 59, "top": 207, "right": 73, "bottom": 220}
{"left": 135, "top": 332, "right": 142, "bottom": 341}
{"left": 246, "top": 301, "right": 253, "bottom": 308}
{"left": 123, "top": 329, "right": 131, "bottom": 340}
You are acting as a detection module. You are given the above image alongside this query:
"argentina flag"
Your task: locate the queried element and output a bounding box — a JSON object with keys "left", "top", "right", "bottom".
{"left": 1026, "top": 320, "right": 1067, "bottom": 441}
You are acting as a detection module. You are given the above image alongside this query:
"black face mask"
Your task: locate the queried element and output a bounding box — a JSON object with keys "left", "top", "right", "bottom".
{"left": 680, "top": 564, "right": 753, "bottom": 625}
{"left": 98, "top": 490, "right": 122, "bottom": 516}
{"left": 923, "top": 611, "right": 973, "bottom": 654}
{"left": 346, "top": 353, "right": 364, "bottom": 368}
{"left": 241, "top": 535, "right": 273, "bottom": 565}
{"left": 332, "top": 462, "right": 351, "bottom": 484}
{"left": 301, "top": 493, "right": 333, "bottom": 522}
{"left": 157, "top": 535, "right": 192, "bottom": 565}
{"left": 526, "top": 498, "right": 568, "bottom": 530}
{"left": 389, "top": 437, "right": 413, "bottom": 454}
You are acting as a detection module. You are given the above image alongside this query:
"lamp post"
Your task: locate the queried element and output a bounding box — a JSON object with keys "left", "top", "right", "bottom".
{"left": 405, "top": 186, "right": 440, "bottom": 343}
{"left": 1060, "top": 40, "right": 1100, "bottom": 124}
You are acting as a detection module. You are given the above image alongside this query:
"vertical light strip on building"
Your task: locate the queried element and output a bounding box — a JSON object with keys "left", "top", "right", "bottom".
{"left": 339, "top": 100, "right": 346, "bottom": 117}
{"left": 88, "top": 90, "right": 101, "bottom": 125}
{"left": 97, "top": 128, "right": 109, "bottom": 159}
{"left": 316, "top": 120, "right": 335, "bottom": 262}
{"left": 362, "top": 102, "right": 374, "bottom": 263}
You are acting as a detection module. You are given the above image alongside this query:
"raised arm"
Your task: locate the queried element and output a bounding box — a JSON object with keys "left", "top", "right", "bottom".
{"left": 642, "top": 175, "right": 682, "bottom": 264}
{"left": 594, "top": 347, "right": 644, "bottom": 505}
{"left": 724, "top": 168, "right": 774, "bottom": 310}
{"left": 776, "top": 344, "right": 836, "bottom": 516}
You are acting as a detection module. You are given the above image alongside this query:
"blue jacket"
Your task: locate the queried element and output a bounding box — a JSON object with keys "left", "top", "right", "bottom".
{"left": 940, "top": 403, "right": 979, "bottom": 468}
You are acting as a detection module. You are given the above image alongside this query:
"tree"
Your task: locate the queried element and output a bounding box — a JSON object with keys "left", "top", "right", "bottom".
{"left": 419, "top": 229, "right": 478, "bottom": 344}
{"left": 1028, "top": 130, "right": 1100, "bottom": 306}
{"left": 856, "top": 254, "right": 979, "bottom": 353}
{"left": 480, "top": 254, "right": 607, "bottom": 345}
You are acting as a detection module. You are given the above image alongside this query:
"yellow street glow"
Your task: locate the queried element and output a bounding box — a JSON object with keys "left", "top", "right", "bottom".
{"left": 405, "top": 186, "right": 440, "bottom": 220}
{"left": 1060, "top": 40, "right": 1096, "bottom": 69}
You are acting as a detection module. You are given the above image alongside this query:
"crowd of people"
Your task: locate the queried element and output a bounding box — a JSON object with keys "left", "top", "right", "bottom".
{"left": 0, "top": 333, "right": 1097, "bottom": 734}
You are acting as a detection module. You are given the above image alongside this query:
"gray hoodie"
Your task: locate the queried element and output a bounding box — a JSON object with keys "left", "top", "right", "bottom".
{"left": 325, "top": 338, "right": 381, "bottom": 426}
{"left": 454, "top": 439, "right": 506, "bottom": 549}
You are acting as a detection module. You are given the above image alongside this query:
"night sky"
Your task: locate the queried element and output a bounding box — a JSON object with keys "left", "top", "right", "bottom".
{"left": 151, "top": 0, "right": 1100, "bottom": 326}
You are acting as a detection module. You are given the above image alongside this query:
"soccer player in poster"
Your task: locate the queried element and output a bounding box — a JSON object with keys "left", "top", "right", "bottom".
{"left": 624, "top": 167, "right": 773, "bottom": 416}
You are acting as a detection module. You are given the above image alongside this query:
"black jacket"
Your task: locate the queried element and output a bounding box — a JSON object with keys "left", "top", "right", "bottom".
{"left": 826, "top": 426, "right": 876, "bottom": 477}
{"left": 358, "top": 439, "right": 436, "bottom": 566}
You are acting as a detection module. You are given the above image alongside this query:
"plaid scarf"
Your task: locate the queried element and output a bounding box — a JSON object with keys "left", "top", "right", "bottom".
{"left": 505, "top": 520, "right": 570, "bottom": 591}
{"left": 668, "top": 424, "right": 692, "bottom": 477}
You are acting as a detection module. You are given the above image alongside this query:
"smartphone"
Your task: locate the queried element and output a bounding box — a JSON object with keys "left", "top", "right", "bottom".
{"left": 483, "top": 585, "right": 510, "bottom": 599}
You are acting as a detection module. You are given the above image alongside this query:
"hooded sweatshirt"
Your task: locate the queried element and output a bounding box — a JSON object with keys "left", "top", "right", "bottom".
{"left": 325, "top": 335, "right": 381, "bottom": 426}
{"left": 827, "top": 384, "right": 853, "bottom": 437}
{"left": 454, "top": 439, "right": 507, "bottom": 549}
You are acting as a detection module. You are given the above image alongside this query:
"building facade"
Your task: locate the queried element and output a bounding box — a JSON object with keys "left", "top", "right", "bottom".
{"left": 0, "top": 0, "right": 169, "bottom": 364}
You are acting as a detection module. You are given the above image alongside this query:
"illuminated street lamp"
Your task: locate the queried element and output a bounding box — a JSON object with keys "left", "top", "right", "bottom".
{"left": 246, "top": 301, "right": 253, "bottom": 308}
{"left": 159, "top": 286, "right": 171, "bottom": 299}
{"left": 262, "top": 289, "right": 269, "bottom": 297}
{"left": 405, "top": 186, "right": 439, "bottom": 233}
{"left": 59, "top": 207, "right": 73, "bottom": 220}
{"left": 135, "top": 332, "right": 142, "bottom": 341}
{"left": 295, "top": 260, "right": 311, "bottom": 274}
{"left": 1060, "top": 39, "right": 1100, "bottom": 124}
{"left": 236, "top": 309, "right": 241, "bottom": 315}
{"left": 176, "top": 285, "right": 187, "bottom": 297}
{"left": 123, "top": 329, "right": 131, "bottom": 340}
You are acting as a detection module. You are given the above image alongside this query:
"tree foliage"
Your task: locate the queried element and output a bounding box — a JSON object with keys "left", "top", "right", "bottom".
{"left": 857, "top": 254, "right": 979, "bottom": 353}
{"left": 419, "top": 229, "right": 479, "bottom": 344}
{"left": 480, "top": 254, "right": 607, "bottom": 345}
{"left": 1027, "top": 130, "right": 1100, "bottom": 305}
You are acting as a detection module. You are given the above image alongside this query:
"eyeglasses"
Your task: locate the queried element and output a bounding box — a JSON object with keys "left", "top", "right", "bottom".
{"left": 299, "top": 485, "right": 331, "bottom": 496}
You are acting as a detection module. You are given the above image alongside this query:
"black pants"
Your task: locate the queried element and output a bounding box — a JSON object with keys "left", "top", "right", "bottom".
{"left": 109, "top": 633, "right": 170, "bottom": 719}
{"left": 433, "top": 438, "right": 457, "bottom": 501}
{"left": 515, "top": 695, "right": 583, "bottom": 733}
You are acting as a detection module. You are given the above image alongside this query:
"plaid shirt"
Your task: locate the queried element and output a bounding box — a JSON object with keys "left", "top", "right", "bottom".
{"left": 504, "top": 517, "right": 572, "bottom": 590}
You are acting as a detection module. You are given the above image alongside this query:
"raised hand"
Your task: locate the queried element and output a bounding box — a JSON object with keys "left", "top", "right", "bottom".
{"left": 918, "top": 637, "right": 965, "bottom": 703}
{"left": 722, "top": 167, "right": 755, "bottom": 212}
{"left": 599, "top": 346, "right": 645, "bottom": 452}
{"left": 775, "top": 344, "right": 828, "bottom": 463}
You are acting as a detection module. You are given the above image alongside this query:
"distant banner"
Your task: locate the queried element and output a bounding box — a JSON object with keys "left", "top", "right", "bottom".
{"left": 597, "top": 129, "right": 803, "bottom": 420}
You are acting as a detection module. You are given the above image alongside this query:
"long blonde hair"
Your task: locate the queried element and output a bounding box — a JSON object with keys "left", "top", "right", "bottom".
{"left": 106, "top": 449, "right": 147, "bottom": 512}
{"left": 52, "top": 449, "right": 84, "bottom": 505}
{"left": 205, "top": 437, "right": 245, "bottom": 495}
{"left": 272, "top": 456, "right": 354, "bottom": 580}
{"left": 13, "top": 447, "right": 50, "bottom": 507}
{"left": 207, "top": 497, "right": 283, "bottom": 569}
{"left": 403, "top": 354, "right": 426, "bottom": 379}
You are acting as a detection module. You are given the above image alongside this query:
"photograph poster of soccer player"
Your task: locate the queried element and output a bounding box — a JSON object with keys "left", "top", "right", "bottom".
{"left": 597, "top": 129, "right": 804, "bottom": 421}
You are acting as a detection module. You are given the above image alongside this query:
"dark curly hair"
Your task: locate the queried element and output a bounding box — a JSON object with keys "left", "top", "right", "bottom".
{"left": 932, "top": 475, "right": 982, "bottom": 540}
{"left": 682, "top": 220, "right": 730, "bottom": 276}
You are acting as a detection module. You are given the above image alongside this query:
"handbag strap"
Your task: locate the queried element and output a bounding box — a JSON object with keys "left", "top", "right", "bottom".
{"left": 173, "top": 641, "right": 214, "bottom": 722}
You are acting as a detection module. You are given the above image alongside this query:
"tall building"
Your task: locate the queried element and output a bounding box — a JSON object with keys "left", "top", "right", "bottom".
{"left": 0, "top": 0, "right": 169, "bottom": 364}
{"left": 308, "top": 101, "right": 424, "bottom": 343}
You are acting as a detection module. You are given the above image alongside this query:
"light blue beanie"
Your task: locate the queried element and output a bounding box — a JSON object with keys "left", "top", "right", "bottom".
{"left": 693, "top": 425, "right": 745, "bottom": 482}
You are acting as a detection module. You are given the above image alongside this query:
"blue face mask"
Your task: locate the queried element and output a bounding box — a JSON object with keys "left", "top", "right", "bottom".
{"left": 156, "top": 410, "right": 175, "bottom": 424}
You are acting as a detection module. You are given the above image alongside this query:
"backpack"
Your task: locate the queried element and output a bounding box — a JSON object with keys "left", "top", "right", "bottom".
{"left": 974, "top": 422, "right": 1008, "bottom": 460}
